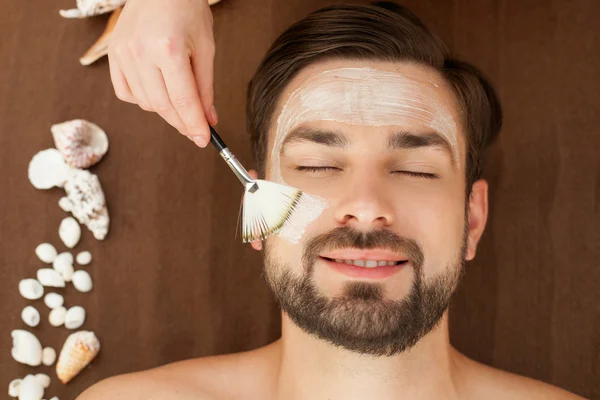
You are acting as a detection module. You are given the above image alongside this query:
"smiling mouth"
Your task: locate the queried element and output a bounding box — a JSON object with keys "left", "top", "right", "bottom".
{"left": 320, "top": 257, "right": 408, "bottom": 268}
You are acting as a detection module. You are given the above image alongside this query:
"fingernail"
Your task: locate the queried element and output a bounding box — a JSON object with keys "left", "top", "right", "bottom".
{"left": 193, "top": 136, "right": 207, "bottom": 147}
{"left": 209, "top": 105, "right": 218, "bottom": 125}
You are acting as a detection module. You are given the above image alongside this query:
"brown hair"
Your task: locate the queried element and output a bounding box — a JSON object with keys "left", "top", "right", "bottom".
{"left": 246, "top": 1, "right": 502, "bottom": 193}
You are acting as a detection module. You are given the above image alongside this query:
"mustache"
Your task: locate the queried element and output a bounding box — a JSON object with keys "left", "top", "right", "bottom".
{"left": 302, "top": 226, "right": 424, "bottom": 267}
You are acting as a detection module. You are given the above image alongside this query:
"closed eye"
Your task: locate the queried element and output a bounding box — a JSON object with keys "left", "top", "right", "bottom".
{"left": 392, "top": 171, "right": 439, "bottom": 179}
{"left": 295, "top": 166, "right": 341, "bottom": 172}
{"left": 296, "top": 166, "right": 438, "bottom": 179}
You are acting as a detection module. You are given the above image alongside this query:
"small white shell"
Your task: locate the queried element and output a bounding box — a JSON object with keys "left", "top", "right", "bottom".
{"left": 53, "top": 253, "right": 74, "bottom": 282}
{"left": 58, "top": 196, "right": 73, "bottom": 212}
{"left": 21, "top": 306, "right": 40, "bottom": 328}
{"left": 28, "top": 149, "right": 70, "bottom": 190}
{"left": 76, "top": 251, "right": 92, "bottom": 265}
{"left": 58, "top": 217, "right": 81, "bottom": 249}
{"left": 64, "top": 306, "right": 86, "bottom": 329}
{"left": 49, "top": 307, "right": 67, "bottom": 327}
{"left": 72, "top": 270, "right": 93, "bottom": 293}
{"left": 51, "top": 119, "right": 109, "bottom": 169}
{"left": 19, "top": 279, "right": 44, "bottom": 300}
{"left": 59, "top": 0, "right": 126, "bottom": 18}
{"left": 35, "top": 244, "right": 57, "bottom": 264}
{"left": 49, "top": 397, "right": 59, "bottom": 400}
{"left": 8, "top": 378, "right": 21, "bottom": 397}
{"left": 18, "top": 375, "right": 44, "bottom": 400}
{"left": 44, "top": 293, "right": 64, "bottom": 309}
{"left": 37, "top": 269, "right": 66, "bottom": 288}
{"left": 33, "top": 375, "right": 50, "bottom": 389}
{"left": 11, "top": 330, "right": 43, "bottom": 366}
{"left": 42, "top": 347, "right": 57, "bottom": 366}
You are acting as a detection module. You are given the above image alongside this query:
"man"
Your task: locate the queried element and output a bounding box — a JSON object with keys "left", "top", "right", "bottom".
{"left": 81, "top": 2, "right": 584, "bottom": 399}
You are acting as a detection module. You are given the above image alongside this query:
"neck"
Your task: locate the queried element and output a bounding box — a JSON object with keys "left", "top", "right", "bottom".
{"left": 271, "top": 311, "right": 464, "bottom": 400}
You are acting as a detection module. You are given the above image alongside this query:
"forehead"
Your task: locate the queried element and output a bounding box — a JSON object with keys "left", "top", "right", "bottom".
{"left": 267, "top": 59, "right": 464, "bottom": 161}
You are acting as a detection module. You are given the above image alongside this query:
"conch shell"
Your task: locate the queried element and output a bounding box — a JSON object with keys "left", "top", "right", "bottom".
{"left": 80, "top": 7, "right": 122, "bottom": 66}
{"left": 56, "top": 331, "right": 101, "bottom": 384}
{"left": 62, "top": 169, "right": 110, "bottom": 240}
{"left": 51, "top": 119, "right": 108, "bottom": 169}
{"left": 59, "top": 0, "right": 126, "bottom": 18}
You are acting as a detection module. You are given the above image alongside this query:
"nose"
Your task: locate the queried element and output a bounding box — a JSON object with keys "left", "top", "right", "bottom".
{"left": 333, "top": 171, "right": 395, "bottom": 231}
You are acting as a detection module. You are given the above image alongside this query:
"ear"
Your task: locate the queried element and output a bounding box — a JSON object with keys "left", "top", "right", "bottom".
{"left": 248, "top": 169, "right": 263, "bottom": 251}
{"left": 465, "top": 179, "right": 489, "bottom": 261}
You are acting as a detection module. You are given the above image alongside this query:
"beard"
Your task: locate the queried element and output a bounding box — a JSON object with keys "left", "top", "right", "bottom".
{"left": 262, "top": 223, "right": 468, "bottom": 357}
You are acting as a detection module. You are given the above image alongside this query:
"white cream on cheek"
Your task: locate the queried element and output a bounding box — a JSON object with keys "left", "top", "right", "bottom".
{"left": 272, "top": 67, "right": 459, "bottom": 243}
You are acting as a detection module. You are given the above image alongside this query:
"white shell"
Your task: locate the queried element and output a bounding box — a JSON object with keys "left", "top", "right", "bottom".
{"left": 18, "top": 375, "right": 44, "bottom": 400}
{"left": 76, "top": 251, "right": 92, "bottom": 265}
{"left": 44, "top": 293, "right": 64, "bottom": 309}
{"left": 58, "top": 217, "right": 81, "bottom": 249}
{"left": 21, "top": 306, "right": 40, "bottom": 328}
{"left": 33, "top": 375, "right": 50, "bottom": 389}
{"left": 11, "top": 330, "right": 42, "bottom": 366}
{"left": 35, "top": 244, "right": 57, "bottom": 264}
{"left": 49, "top": 307, "right": 67, "bottom": 327}
{"left": 42, "top": 347, "right": 57, "bottom": 366}
{"left": 63, "top": 169, "right": 110, "bottom": 240}
{"left": 64, "top": 306, "right": 86, "bottom": 329}
{"left": 72, "top": 270, "right": 93, "bottom": 293}
{"left": 53, "top": 253, "right": 74, "bottom": 282}
{"left": 49, "top": 397, "right": 59, "bottom": 400}
{"left": 19, "top": 279, "right": 44, "bottom": 300}
{"left": 59, "top": 0, "right": 126, "bottom": 18}
{"left": 28, "top": 149, "right": 71, "bottom": 190}
{"left": 56, "top": 331, "right": 101, "bottom": 384}
{"left": 58, "top": 196, "right": 73, "bottom": 212}
{"left": 50, "top": 119, "right": 109, "bottom": 169}
{"left": 8, "top": 379, "right": 21, "bottom": 397}
{"left": 37, "top": 269, "right": 66, "bottom": 288}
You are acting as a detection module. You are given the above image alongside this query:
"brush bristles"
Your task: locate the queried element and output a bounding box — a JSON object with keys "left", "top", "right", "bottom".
{"left": 242, "top": 180, "right": 303, "bottom": 243}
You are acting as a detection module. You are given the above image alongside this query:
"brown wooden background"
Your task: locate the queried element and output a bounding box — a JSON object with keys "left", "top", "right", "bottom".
{"left": 1, "top": 0, "right": 598, "bottom": 398}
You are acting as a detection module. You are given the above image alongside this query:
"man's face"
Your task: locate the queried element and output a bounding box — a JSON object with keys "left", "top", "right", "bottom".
{"left": 257, "top": 59, "right": 485, "bottom": 356}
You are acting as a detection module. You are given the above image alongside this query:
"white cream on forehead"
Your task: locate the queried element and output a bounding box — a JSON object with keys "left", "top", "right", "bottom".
{"left": 271, "top": 67, "right": 459, "bottom": 243}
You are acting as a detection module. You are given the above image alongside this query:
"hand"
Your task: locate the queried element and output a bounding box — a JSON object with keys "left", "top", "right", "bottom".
{"left": 108, "top": 0, "right": 218, "bottom": 147}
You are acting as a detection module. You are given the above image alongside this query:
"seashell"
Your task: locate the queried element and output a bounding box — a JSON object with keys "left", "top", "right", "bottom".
{"left": 72, "top": 270, "right": 93, "bottom": 293}
{"left": 65, "top": 306, "right": 86, "bottom": 329}
{"left": 80, "top": 7, "right": 122, "bottom": 66}
{"left": 35, "top": 243, "right": 57, "bottom": 264}
{"left": 42, "top": 347, "right": 57, "bottom": 366}
{"left": 33, "top": 375, "right": 50, "bottom": 389}
{"left": 58, "top": 217, "right": 81, "bottom": 249}
{"left": 19, "top": 279, "right": 44, "bottom": 300}
{"left": 44, "top": 293, "right": 64, "bottom": 309}
{"left": 28, "top": 149, "right": 71, "bottom": 190}
{"left": 37, "top": 269, "right": 66, "bottom": 288}
{"left": 59, "top": 0, "right": 126, "bottom": 18}
{"left": 58, "top": 196, "right": 73, "bottom": 212}
{"left": 49, "top": 307, "right": 67, "bottom": 327}
{"left": 8, "top": 378, "right": 21, "bottom": 397}
{"left": 21, "top": 306, "right": 40, "bottom": 328}
{"left": 51, "top": 119, "right": 109, "bottom": 169}
{"left": 53, "top": 253, "right": 74, "bottom": 282}
{"left": 76, "top": 251, "right": 92, "bottom": 265}
{"left": 56, "top": 331, "right": 101, "bottom": 384}
{"left": 18, "top": 375, "right": 44, "bottom": 400}
{"left": 11, "top": 330, "right": 42, "bottom": 366}
{"left": 49, "top": 397, "right": 59, "bottom": 400}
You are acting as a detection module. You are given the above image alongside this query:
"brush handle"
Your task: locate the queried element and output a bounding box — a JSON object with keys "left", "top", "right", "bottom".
{"left": 209, "top": 126, "right": 256, "bottom": 188}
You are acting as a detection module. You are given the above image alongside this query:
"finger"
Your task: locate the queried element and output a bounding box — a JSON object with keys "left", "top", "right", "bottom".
{"left": 108, "top": 52, "right": 135, "bottom": 103}
{"left": 118, "top": 53, "right": 152, "bottom": 111}
{"left": 191, "top": 43, "right": 217, "bottom": 126}
{"left": 160, "top": 57, "right": 210, "bottom": 145}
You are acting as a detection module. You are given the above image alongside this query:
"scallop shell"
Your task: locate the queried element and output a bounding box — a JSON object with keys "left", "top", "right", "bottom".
{"left": 51, "top": 120, "right": 109, "bottom": 169}
{"left": 56, "top": 331, "right": 101, "bottom": 384}
{"left": 76, "top": 251, "right": 92, "bottom": 265}
{"left": 8, "top": 378, "right": 21, "bottom": 397}
{"left": 19, "top": 279, "right": 44, "bottom": 300}
{"left": 21, "top": 306, "right": 40, "bottom": 328}
{"left": 35, "top": 243, "right": 57, "bottom": 264}
{"left": 33, "top": 374, "right": 50, "bottom": 390}
{"left": 28, "top": 149, "right": 71, "bottom": 190}
{"left": 59, "top": 217, "right": 81, "bottom": 249}
{"left": 59, "top": 0, "right": 126, "bottom": 18}
{"left": 44, "top": 293, "right": 64, "bottom": 309}
{"left": 65, "top": 306, "right": 86, "bottom": 329}
{"left": 63, "top": 169, "right": 110, "bottom": 240}
{"left": 49, "top": 307, "right": 67, "bottom": 327}
{"left": 37, "top": 269, "right": 66, "bottom": 288}
{"left": 42, "top": 347, "right": 57, "bottom": 366}
{"left": 72, "top": 270, "right": 93, "bottom": 293}
{"left": 18, "top": 375, "right": 44, "bottom": 400}
{"left": 11, "top": 330, "right": 43, "bottom": 367}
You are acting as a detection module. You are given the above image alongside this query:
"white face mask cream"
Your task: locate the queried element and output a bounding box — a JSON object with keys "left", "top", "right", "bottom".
{"left": 271, "top": 67, "right": 459, "bottom": 243}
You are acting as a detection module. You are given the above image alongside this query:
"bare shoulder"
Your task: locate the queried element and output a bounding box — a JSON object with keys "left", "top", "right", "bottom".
{"left": 76, "top": 343, "right": 277, "bottom": 400}
{"left": 457, "top": 352, "right": 587, "bottom": 400}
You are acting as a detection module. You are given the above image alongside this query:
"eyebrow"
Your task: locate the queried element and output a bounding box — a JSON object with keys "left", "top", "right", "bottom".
{"left": 281, "top": 126, "right": 456, "bottom": 166}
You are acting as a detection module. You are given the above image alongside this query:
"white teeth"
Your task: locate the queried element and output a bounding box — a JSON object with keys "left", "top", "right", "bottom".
{"left": 344, "top": 259, "right": 353, "bottom": 265}
{"left": 335, "top": 259, "right": 343, "bottom": 263}
{"left": 354, "top": 260, "right": 365, "bottom": 267}
{"left": 330, "top": 258, "right": 402, "bottom": 268}
{"left": 377, "top": 261, "right": 388, "bottom": 266}
{"left": 387, "top": 261, "right": 397, "bottom": 266}
{"left": 365, "top": 260, "right": 377, "bottom": 267}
